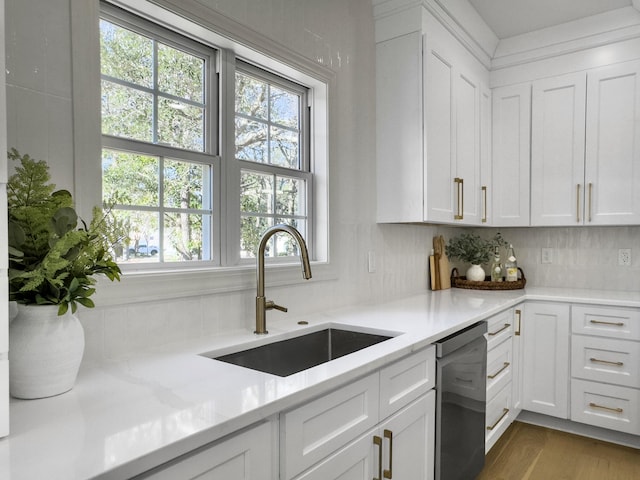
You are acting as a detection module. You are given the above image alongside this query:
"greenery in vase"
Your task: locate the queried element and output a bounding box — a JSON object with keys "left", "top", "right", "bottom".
{"left": 7, "top": 149, "right": 127, "bottom": 315}
{"left": 445, "top": 232, "right": 508, "bottom": 266}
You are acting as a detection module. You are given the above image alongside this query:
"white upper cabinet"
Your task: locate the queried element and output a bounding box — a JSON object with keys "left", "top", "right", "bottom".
{"left": 375, "top": 6, "right": 489, "bottom": 225}
{"left": 532, "top": 61, "right": 640, "bottom": 226}
{"left": 531, "top": 72, "right": 587, "bottom": 226}
{"left": 585, "top": 60, "right": 640, "bottom": 225}
{"left": 491, "top": 83, "right": 531, "bottom": 226}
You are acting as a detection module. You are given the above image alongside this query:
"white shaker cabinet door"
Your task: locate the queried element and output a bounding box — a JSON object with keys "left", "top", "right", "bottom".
{"left": 140, "top": 420, "right": 275, "bottom": 480}
{"left": 491, "top": 83, "right": 531, "bottom": 226}
{"left": 522, "top": 303, "right": 570, "bottom": 419}
{"left": 530, "top": 72, "right": 587, "bottom": 226}
{"left": 585, "top": 60, "right": 640, "bottom": 225}
{"left": 424, "top": 33, "right": 456, "bottom": 223}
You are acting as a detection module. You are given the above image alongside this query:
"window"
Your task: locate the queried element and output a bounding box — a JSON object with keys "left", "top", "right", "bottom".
{"left": 98, "top": 5, "right": 316, "bottom": 269}
{"left": 235, "top": 64, "right": 312, "bottom": 260}
{"left": 100, "top": 7, "right": 217, "bottom": 265}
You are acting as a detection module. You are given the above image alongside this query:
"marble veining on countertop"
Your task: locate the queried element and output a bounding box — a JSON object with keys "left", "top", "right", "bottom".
{"left": 1, "top": 287, "right": 639, "bottom": 479}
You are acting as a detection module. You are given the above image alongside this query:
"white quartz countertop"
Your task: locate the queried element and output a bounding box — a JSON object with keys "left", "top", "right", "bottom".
{"left": 2, "top": 287, "right": 640, "bottom": 479}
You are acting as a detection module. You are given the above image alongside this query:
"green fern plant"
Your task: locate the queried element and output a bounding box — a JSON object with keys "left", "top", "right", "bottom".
{"left": 7, "top": 148, "right": 126, "bottom": 315}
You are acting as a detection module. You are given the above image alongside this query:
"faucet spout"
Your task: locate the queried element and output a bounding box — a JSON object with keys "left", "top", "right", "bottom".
{"left": 255, "top": 224, "right": 312, "bottom": 334}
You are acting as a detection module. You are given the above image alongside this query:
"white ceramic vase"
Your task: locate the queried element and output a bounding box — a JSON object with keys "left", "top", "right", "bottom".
{"left": 466, "top": 264, "right": 486, "bottom": 282}
{"left": 9, "top": 304, "right": 85, "bottom": 399}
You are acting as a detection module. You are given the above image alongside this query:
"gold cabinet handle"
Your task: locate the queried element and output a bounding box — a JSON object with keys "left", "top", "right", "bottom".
{"left": 482, "top": 185, "right": 487, "bottom": 223}
{"left": 589, "top": 182, "right": 593, "bottom": 222}
{"left": 590, "top": 357, "right": 624, "bottom": 367}
{"left": 487, "top": 408, "right": 509, "bottom": 430}
{"left": 374, "top": 435, "right": 383, "bottom": 480}
{"left": 515, "top": 309, "right": 522, "bottom": 336}
{"left": 454, "top": 177, "right": 464, "bottom": 220}
{"left": 590, "top": 319, "right": 624, "bottom": 327}
{"left": 576, "top": 183, "right": 581, "bottom": 223}
{"left": 589, "top": 402, "right": 623, "bottom": 414}
{"left": 488, "top": 362, "right": 510, "bottom": 379}
{"left": 488, "top": 323, "right": 510, "bottom": 336}
{"left": 383, "top": 429, "right": 393, "bottom": 479}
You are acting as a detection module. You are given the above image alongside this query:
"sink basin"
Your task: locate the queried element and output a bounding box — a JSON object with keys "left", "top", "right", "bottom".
{"left": 206, "top": 328, "right": 394, "bottom": 377}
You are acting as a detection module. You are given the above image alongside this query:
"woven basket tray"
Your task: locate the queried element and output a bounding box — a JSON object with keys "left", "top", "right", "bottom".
{"left": 451, "top": 267, "right": 526, "bottom": 290}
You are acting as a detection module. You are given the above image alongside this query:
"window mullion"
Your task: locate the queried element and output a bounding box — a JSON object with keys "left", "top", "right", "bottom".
{"left": 152, "top": 40, "right": 159, "bottom": 145}
{"left": 158, "top": 156, "right": 165, "bottom": 262}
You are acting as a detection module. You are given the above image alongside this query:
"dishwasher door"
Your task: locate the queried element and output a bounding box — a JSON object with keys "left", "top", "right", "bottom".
{"left": 435, "top": 322, "right": 487, "bottom": 480}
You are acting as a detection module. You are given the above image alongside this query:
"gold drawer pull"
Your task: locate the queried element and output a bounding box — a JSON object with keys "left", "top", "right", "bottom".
{"left": 454, "top": 177, "right": 464, "bottom": 220}
{"left": 383, "top": 429, "right": 393, "bottom": 479}
{"left": 487, "top": 408, "right": 509, "bottom": 430}
{"left": 515, "top": 309, "right": 521, "bottom": 336}
{"left": 590, "top": 357, "right": 624, "bottom": 367}
{"left": 488, "top": 362, "right": 510, "bottom": 379}
{"left": 590, "top": 319, "right": 624, "bottom": 327}
{"left": 488, "top": 323, "right": 510, "bottom": 336}
{"left": 589, "top": 402, "right": 623, "bottom": 414}
{"left": 482, "top": 186, "right": 488, "bottom": 223}
{"left": 374, "top": 435, "right": 383, "bottom": 480}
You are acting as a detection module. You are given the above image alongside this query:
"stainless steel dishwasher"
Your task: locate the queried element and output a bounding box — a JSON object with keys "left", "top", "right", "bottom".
{"left": 435, "top": 321, "right": 487, "bottom": 480}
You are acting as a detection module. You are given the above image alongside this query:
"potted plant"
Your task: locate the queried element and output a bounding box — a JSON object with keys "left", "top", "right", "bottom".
{"left": 445, "top": 232, "right": 507, "bottom": 281}
{"left": 7, "top": 148, "right": 126, "bottom": 399}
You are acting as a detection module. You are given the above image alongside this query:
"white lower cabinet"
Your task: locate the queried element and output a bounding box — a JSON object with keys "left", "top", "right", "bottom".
{"left": 139, "top": 420, "right": 276, "bottom": 480}
{"left": 570, "top": 304, "right": 640, "bottom": 435}
{"left": 522, "top": 303, "right": 570, "bottom": 418}
{"left": 282, "top": 346, "right": 436, "bottom": 480}
{"left": 571, "top": 379, "right": 639, "bottom": 435}
{"left": 484, "top": 306, "right": 522, "bottom": 453}
{"left": 295, "top": 392, "right": 436, "bottom": 480}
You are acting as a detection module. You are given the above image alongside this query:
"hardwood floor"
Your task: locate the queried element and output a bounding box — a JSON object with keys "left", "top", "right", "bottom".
{"left": 476, "top": 421, "right": 640, "bottom": 480}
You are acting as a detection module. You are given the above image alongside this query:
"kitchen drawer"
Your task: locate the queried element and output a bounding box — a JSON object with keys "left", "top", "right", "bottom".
{"left": 572, "top": 305, "right": 640, "bottom": 340}
{"left": 486, "top": 338, "right": 512, "bottom": 401}
{"left": 571, "top": 335, "right": 640, "bottom": 388}
{"left": 379, "top": 345, "right": 435, "bottom": 419}
{"left": 485, "top": 382, "right": 512, "bottom": 453}
{"left": 280, "top": 372, "right": 379, "bottom": 480}
{"left": 571, "top": 379, "right": 639, "bottom": 435}
{"left": 486, "top": 308, "right": 514, "bottom": 350}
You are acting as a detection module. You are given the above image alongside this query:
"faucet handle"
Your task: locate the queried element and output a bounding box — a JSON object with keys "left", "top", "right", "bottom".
{"left": 265, "top": 300, "right": 288, "bottom": 313}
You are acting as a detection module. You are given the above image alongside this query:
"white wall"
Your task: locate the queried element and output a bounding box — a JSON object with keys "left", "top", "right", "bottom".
{"left": 4, "top": 0, "right": 640, "bottom": 362}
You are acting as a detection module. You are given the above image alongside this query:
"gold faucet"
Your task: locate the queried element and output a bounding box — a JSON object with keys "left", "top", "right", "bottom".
{"left": 255, "top": 224, "right": 312, "bottom": 334}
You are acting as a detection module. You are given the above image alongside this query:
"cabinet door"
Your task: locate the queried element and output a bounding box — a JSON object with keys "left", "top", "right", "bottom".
{"left": 511, "top": 306, "right": 524, "bottom": 414}
{"left": 376, "top": 32, "right": 424, "bottom": 223}
{"left": 140, "top": 421, "right": 275, "bottom": 480}
{"left": 424, "top": 34, "right": 456, "bottom": 223}
{"left": 480, "top": 86, "right": 492, "bottom": 225}
{"left": 492, "top": 83, "right": 531, "bottom": 226}
{"left": 295, "top": 392, "right": 435, "bottom": 480}
{"left": 281, "top": 373, "right": 379, "bottom": 479}
{"left": 585, "top": 60, "right": 640, "bottom": 225}
{"left": 294, "top": 429, "right": 376, "bottom": 480}
{"left": 522, "top": 303, "right": 570, "bottom": 418}
{"left": 378, "top": 391, "right": 435, "bottom": 480}
{"left": 454, "top": 67, "right": 482, "bottom": 225}
{"left": 531, "top": 72, "right": 587, "bottom": 226}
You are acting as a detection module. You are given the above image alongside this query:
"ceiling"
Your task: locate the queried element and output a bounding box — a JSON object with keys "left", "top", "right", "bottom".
{"left": 468, "top": 0, "right": 634, "bottom": 39}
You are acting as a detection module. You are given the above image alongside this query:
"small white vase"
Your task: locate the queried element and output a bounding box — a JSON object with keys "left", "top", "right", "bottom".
{"left": 466, "top": 264, "right": 486, "bottom": 282}
{"left": 9, "top": 304, "right": 85, "bottom": 399}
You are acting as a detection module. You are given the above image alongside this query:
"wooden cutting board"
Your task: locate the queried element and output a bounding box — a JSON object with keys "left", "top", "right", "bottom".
{"left": 437, "top": 236, "right": 451, "bottom": 290}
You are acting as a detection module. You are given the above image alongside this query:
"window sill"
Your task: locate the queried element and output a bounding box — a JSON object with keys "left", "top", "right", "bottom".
{"left": 92, "top": 261, "right": 337, "bottom": 307}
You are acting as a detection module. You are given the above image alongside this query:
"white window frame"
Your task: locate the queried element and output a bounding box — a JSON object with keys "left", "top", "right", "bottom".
{"left": 71, "top": 0, "right": 334, "bottom": 306}
{"left": 100, "top": 4, "right": 220, "bottom": 267}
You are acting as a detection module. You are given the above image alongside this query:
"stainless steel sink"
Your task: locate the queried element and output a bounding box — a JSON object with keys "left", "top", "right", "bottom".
{"left": 206, "top": 328, "right": 393, "bottom": 377}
